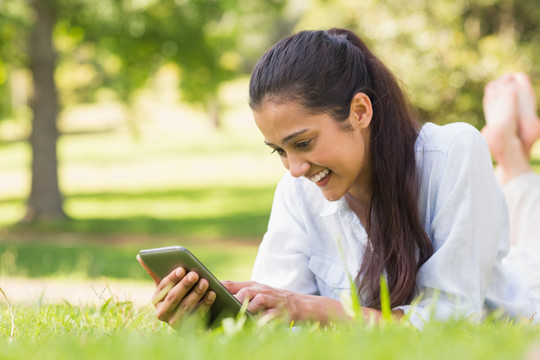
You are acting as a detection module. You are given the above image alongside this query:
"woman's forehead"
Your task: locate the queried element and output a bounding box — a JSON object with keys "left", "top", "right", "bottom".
{"left": 254, "top": 102, "right": 313, "bottom": 128}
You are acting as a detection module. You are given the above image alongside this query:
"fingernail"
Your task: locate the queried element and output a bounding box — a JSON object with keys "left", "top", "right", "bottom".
{"left": 198, "top": 280, "right": 206, "bottom": 290}
{"left": 188, "top": 272, "right": 198, "bottom": 282}
{"left": 175, "top": 268, "right": 185, "bottom": 277}
{"left": 208, "top": 292, "right": 216, "bottom": 301}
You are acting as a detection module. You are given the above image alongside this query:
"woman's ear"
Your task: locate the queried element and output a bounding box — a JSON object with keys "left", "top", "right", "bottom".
{"left": 348, "top": 92, "right": 373, "bottom": 129}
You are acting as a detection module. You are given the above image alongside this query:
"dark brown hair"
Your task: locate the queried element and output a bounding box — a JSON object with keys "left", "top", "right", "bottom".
{"left": 249, "top": 28, "right": 433, "bottom": 308}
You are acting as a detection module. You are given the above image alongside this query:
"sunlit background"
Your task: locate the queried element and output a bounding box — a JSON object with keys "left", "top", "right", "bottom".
{"left": 0, "top": 0, "right": 539, "bottom": 304}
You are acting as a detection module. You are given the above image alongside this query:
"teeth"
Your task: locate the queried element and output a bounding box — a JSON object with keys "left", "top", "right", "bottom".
{"left": 310, "top": 169, "right": 329, "bottom": 183}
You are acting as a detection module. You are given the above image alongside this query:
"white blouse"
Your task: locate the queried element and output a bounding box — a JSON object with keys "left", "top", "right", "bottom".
{"left": 251, "top": 122, "right": 539, "bottom": 329}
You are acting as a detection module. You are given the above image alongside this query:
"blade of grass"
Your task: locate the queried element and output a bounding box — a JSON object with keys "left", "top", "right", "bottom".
{"left": 379, "top": 274, "right": 392, "bottom": 322}
{"left": 0, "top": 286, "right": 15, "bottom": 342}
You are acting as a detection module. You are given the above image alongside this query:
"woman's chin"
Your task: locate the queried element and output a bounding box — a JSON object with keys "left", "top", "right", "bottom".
{"left": 321, "top": 190, "right": 344, "bottom": 202}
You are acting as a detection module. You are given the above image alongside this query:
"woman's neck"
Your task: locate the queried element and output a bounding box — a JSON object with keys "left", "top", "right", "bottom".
{"left": 345, "top": 191, "right": 370, "bottom": 228}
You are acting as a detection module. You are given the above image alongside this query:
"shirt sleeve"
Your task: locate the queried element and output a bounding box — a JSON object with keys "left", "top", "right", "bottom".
{"left": 250, "top": 173, "right": 319, "bottom": 295}
{"left": 395, "top": 127, "right": 509, "bottom": 329}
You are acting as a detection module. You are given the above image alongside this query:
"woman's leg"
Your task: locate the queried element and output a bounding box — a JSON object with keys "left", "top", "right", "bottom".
{"left": 482, "top": 73, "right": 540, "bottom": 250}
{"left": 514, "top": 73, "right": 540, "bottom": 156}
{"left": 503, "top": 173, "right": 540, "bottom": 251}
{"left": 481, "top": 74, "right": 532, "bottom": 185}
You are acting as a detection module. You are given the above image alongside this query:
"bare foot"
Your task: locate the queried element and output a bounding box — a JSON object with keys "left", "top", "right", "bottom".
{"left": 481, "top": 74, "right": 531, "bottom": 184}
{"left": 481, "top": 74, "right": 519, "bottom": 161}
{"left": 513, "top": 73, "right": 540, "bottom": 156}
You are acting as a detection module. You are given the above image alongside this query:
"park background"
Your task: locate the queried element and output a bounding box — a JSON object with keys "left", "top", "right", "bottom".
{"left": 1, "top": 0, "right": 540, "bottom": 358}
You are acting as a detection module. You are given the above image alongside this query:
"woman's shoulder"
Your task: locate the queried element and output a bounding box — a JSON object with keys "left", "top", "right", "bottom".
{"left": 416, "top": 122, "right": 487, "bottom": 154}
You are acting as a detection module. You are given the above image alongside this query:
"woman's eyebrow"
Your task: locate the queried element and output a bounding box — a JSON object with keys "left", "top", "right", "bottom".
{"left": 264, "top": 129, "right": 309, "bottom": 147}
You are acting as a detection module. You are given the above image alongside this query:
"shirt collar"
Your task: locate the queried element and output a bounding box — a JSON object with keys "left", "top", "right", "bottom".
{"left": 319, "top": 196, "right": 348, "bottom": 217}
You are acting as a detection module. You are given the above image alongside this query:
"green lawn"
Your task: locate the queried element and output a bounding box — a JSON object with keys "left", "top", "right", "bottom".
{"left": 3, "top": 185, "right": 276, "bottom": 238}
{"left": 1, "top": 301, "right": 539, "bottom": 359}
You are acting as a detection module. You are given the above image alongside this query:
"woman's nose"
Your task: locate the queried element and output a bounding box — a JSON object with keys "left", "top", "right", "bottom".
{"left": 286, "top": 155, "right": 310, "bottom": 178}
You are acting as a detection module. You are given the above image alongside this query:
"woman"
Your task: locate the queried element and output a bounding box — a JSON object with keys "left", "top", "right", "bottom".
{"left": 139, "top": 28, "right": 539, "bottom": 329}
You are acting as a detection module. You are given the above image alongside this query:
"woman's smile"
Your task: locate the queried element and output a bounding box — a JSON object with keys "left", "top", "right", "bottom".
{"left": 309, "top": 169, "right": 331, "bottom": 186}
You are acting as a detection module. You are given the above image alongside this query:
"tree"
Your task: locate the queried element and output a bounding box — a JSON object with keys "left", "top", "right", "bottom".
{"left": 0, "top": 0, "right": 287, "bottom": 222}
{"left": 25, "top": 0, "right": 65, "bottom": 221}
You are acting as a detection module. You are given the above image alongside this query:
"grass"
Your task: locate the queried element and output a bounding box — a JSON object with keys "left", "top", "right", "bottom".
{"left": 0, "top": 236, "right": 258, "bottom": 281}
{"left": 2, "top": 185, "right": 276, "bottom": 238}
{"left": 1, "top": 300, "right": 539, "bottom": 359}
{"left": 0, "top": 131, "right": 282, "bottom": 235}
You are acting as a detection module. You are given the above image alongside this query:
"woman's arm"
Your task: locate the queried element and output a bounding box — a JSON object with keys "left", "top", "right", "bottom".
{"left": 224, "top": 281, "right": 403, "bottom": 324}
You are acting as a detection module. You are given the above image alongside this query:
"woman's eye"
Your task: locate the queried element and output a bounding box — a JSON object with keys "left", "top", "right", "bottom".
{"left": 296, "top": 140, "right": 311, "bottom": 149}
{"left": 271, "top": 148, "right": 285, "bottom": 156}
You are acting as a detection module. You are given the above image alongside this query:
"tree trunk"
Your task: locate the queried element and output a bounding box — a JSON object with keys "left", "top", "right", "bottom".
{"left": 23, "top": 0, "right": 66, "bottom": 222}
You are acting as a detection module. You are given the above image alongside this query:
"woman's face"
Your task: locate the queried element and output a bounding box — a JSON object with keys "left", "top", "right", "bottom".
{"left": 253, "top": 98, "right": 372, "bottom": 202}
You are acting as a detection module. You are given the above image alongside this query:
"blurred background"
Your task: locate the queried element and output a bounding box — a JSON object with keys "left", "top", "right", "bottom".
{"left": 0, "top": 0, "right": 538, "bottom": 304}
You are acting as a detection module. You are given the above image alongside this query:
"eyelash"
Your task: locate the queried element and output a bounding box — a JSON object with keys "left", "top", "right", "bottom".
{"left": 295, "top": 140, "right": 311, "bottom": 149}
{"left": 271, "top": 148, "right": 285, "bottom": 156}
{"left": 270, "top": 140, "right": 311, "bottom": 157}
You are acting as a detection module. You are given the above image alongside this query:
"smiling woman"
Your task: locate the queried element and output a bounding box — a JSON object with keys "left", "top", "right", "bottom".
{"left": 139, "top": 28, "right": 540, "bottom": 329}
{"left": 254, "top": 97, "right": 372, "bottom": 205}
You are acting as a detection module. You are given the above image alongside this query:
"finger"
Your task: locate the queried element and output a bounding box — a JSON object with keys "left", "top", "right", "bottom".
{"left": 181, "top": 278, "right": 210, "bottom": 311}
{"left": 196, "top": 290, "right": 216, "bottom": 316}
{"left": 156, "top": 267, "right": 187, "bottom": 292}
{"left": 152, "top": 267, "right": 187, "bottom": 305}
{"left": 222, "top": 280, "right": 257, "bottom": 294}
{"left": 155, "top": 271, "right": 199, "bottom": 321}
{"left": 167, "top": 278, "right": 210, "bottom": 326}
{"left": 234, "top": 286, "right": 257, "bottom": 304}
{"left": 136, "top": 254, "right": 161, "bottom": 286}
{"left": 152, "top": 281, "right": 174, "bottom": 306}
{"left": 247, "top": 293, "right": 273, "bottom": 314}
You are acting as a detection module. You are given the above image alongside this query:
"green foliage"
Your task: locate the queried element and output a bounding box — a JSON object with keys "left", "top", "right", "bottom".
{"left": 0, "top": 300, "right": 539, "bottom": 359}
{"left": 0, "top": 0, "right": 287, "bottom": 122}
{"left": 298, "top": 0, "right": 540, "bottom": 128}
{"left": 0, "top": 0, "right": 32, "bottom": 120}
{"left": 2, "top": 0, "right": 539, "bottom": 127}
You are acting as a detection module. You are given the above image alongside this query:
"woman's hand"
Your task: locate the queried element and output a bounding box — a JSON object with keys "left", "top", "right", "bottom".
{"left": 223, "top": 281, "right": 299, "bottom": 320}
{"left": 137, "top": 255, "right": 216, "bottom": 327}
{"left": 223, "top": 281, "right": 404, "bottom": 324}
{"left": 223, "top": 281, "right": 351, "bottom": 324}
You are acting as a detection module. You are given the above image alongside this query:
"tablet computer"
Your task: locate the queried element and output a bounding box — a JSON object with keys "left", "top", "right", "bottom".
{"left": 138, "top": 245, "right": 250, "bottom": 325}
